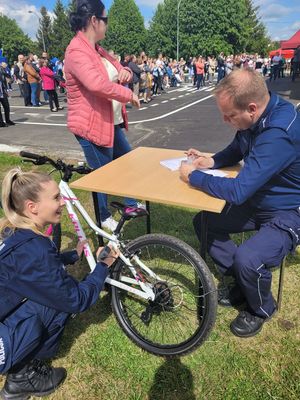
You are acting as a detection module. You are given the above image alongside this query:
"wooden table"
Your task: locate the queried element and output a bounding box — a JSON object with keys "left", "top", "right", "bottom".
{"left": 70, "top": 147, "right": 240, "bottom": 256}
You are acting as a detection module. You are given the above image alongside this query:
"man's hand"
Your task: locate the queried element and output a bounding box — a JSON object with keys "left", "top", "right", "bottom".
{"left": 118, "top": 69, "right": 132, "bottom": 85}
{"left": 179, "top": 161, "right": 196, "bottom": 183}
{"left": 185, "top": 148, "right": 214, "bottom": 169}
{"left": 192, "top": 156, "right": 214, "bottom": 169}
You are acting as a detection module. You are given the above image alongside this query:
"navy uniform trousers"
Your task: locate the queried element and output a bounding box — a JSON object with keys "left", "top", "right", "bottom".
{"left": 0, "top": 300, "right": 69, "bottom": 374}
{"left": 193, "top": 202, "right": 300, "bottom": 319}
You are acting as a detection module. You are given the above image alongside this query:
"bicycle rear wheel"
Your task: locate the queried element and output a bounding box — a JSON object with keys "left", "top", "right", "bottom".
{"left": 111, "top": 234, "right": 217, "bottom": 357}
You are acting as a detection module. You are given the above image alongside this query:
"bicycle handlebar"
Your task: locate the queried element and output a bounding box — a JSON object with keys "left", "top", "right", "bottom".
{"left": 19, "top": 151, "right": 93, "bottom": 180}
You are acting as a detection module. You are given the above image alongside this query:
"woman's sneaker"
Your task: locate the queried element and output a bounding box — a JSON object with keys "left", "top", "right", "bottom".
{"left": 101, "top": 216, "right": 118, "bottom": 232}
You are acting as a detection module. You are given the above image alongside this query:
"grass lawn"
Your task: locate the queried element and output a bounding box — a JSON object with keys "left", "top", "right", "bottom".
{"left": 0, "top": 152, "right": 299, "bottom": 400}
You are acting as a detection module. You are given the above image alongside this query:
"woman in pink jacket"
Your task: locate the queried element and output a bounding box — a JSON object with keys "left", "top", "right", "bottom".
{"left": 64, "top": 0, "right": 140, "bottom": 231}
{"left": 39, "top": 60, "right": 63, "bottom": 112}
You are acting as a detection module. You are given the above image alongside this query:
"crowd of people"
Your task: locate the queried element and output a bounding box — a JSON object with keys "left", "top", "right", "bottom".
{"left": 1, "top": 47, "right": 299, "bottom": 128}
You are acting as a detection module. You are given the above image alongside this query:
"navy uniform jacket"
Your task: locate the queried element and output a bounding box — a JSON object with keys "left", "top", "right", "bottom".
{"left": 189, "top": 93, "right": 300, "bottom": 210}
{"left": 0, "top": 229, "right": 109, "bottom": 321}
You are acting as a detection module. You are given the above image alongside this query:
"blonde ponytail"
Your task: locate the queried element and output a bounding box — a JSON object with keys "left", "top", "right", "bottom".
{"left": 0, "top": 167, "right": 53, "bottom": 239}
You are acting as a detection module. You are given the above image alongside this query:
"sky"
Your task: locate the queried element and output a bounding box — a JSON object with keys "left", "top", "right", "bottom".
{"left": 1, "top": 0, "right": 300, "bottom": 45}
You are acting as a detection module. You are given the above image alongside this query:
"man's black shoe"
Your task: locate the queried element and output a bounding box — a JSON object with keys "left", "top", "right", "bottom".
{"left": 218, "top": 285, "right": 245, "bottom": 308}
{"left": 0, "top": 122, "right": 8, "bottom": 128}
{"left": 230, "top": 310, "right": 266, "bottom": 337}
{"left": 6, "top": 120, "right": 15, "bottom": 126}
{"left": 0, "top": 359, "right": 67, "bottom": 399}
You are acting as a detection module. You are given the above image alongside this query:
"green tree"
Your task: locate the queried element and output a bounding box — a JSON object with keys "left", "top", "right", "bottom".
{"left": 36, "top": 6, "right": 53, "bottom": 55}
{"left": 103, "top": 0, "right": 147, "bottom": 57}
{"left": 148, "top": 0, "right": 270, "bottom": 58}
{"left": 0, "top": 15, "right": 34, "bottom": 64}
{"left": 49, "top": 0, "right": 73, "bottom": 59}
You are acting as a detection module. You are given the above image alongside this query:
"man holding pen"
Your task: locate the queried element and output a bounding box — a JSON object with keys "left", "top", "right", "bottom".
{"left": 179, "top": 68, "right": 300, "bottom": 338}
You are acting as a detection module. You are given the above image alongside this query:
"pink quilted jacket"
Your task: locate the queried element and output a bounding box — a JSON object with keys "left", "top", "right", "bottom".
{"left": 39, "top": 66, "right": 55, "bottom": 90}
{"left": 64, "top": 31, "right": 133, "bottom": 147}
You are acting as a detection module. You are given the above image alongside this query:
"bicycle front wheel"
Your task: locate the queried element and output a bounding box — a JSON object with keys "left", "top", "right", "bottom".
{"left": 111, "top": 234, "right": 217, "bottom": 357}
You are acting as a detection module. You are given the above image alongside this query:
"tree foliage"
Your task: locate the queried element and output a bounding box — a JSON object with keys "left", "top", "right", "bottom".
{"left": 36, "top": 6, "right": 53, "bottom": 54}
{"left": 148, "top": 0, "right": 270, "bottom": 59}
{"left": 103, "top": 0, "right": 147, "bottom": 57}
{"left": 0, "top": 15, "right": 34, "bottom": 64}
{"left": 49, "top": 0, "right": 73, "bottom": 59}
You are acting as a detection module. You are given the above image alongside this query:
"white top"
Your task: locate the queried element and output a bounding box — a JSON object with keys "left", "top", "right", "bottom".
{"left": 101, "top": 57, "right": 123, "bottom": 125}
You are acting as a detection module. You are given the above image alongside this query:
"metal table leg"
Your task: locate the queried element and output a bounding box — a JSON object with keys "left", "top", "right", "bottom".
{"left": 146, "top": 201, "right": 151, "bottom": 234}
{"left": 92, "top": 192, "right": 104, "bottom": 246}
{"left": 200, "top": 211, "right": 208, "bottom": 261}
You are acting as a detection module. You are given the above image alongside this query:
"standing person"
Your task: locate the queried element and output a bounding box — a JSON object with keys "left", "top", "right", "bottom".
{"left": 0, "top": 168, "right": 118, "bottom": 399}
{"left": 14, "top": 55, "right": 31, "bottom": 106}
{"left": 217, "top": 52, "right": 225, "bottom": 83}
{"left": 195, "top": 56, "right": 204, "bottom": 89}
{"left": 24, "top": 57, "right": 41, "bottom": 107}
{"left": 64, "top": 0, "right": 140, "bottom": 232}
{"left": 179, "top": 69, "right": 300, "bottom": 338}
{"left": 292, "top": 45, "right": 300, "bottom": 82}
{"left": 0, "top": 64, "right": 15, "bottom": 127}
{"left": 128, "top": 55, "right": 141, "bottom": 98}
{"left": 269, "top": 52, "right": 282, "bottom": 81}
{"left": 39, "top": 60, "right": 64, "bottom": 112}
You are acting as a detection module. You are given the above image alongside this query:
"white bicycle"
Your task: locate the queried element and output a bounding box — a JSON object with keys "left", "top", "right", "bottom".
{"left": 20, "top": 151, "right": 217, "bottom": 357}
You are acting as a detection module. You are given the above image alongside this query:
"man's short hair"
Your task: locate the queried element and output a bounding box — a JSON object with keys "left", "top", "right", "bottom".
{"left": 214, "top": 68, "right": 269, "bottom": 110}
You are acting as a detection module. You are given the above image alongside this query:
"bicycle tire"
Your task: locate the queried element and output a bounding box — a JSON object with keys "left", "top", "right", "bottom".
{"left": 111, "top": 234, "right": 217, "bottom": 357}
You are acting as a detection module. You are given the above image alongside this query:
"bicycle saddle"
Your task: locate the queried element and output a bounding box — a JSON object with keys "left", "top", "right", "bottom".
{"left": 110, "top": 201, "right": 148, "bottom": 219}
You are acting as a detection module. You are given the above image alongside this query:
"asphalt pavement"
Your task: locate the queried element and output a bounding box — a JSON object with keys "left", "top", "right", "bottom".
{"left": 1, "top": 76, "right": 300, "bottom": 160}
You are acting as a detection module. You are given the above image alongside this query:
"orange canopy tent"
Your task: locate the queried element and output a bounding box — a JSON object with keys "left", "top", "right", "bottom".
{"left": 281, "top": 29, "right": 300, "bottom": 50}
{"left": 269, "top": 49, "right": 295, "bottom": 59}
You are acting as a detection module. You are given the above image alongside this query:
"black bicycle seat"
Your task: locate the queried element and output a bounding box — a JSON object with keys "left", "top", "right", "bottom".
{"left": 110, "top": 201, "right": 148, "bottom": 219}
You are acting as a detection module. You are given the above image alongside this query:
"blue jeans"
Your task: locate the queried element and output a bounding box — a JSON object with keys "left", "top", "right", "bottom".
{"left": 196, "top": 74, "right": 204, "bottom": 89}
{"left": 76, "top": 126, "right": 137, "bottom": 221}
{"left": 30, "top": 82, "right": 38, "bottom": 106}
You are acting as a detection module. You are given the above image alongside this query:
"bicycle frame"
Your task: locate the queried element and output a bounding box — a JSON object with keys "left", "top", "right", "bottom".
{"left": 59, "top": 180, "right": 157, "bottom": 301}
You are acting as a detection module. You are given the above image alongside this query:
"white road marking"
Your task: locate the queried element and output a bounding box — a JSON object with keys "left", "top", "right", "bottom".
{"left": 205, "top": 87, "right": 215, "bottom": 92}
{"left": 161, "top": 100, "right": 169, "bottom": 103}
{"left": 150, "top": 104, "right": 159, "bottom": 107}
{"left": 14, "top": 122, "right": 67, "bottom": 127}
{"left": 139, "top": 107, "right": 147, "bottom": 111}
{"left": 170, "top": 98, "right": 177, "bottom": 101}
{"left": 14, "top": 92, "right": 214, "bottom": 127}
{"left": 24, "top": 113, "right": 39, "bottom": 117}
{"left": 178, "top": 95, "right": 184, "bottom": 98}
{"left": 129, "top": 94, "right": 213, "bottom": 125}
{"left": 11, "top": 105, "right": 49, "bottom": 110}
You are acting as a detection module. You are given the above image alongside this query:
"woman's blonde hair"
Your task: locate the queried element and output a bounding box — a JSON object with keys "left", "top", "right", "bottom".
{"left": 0, "top": 168, "right": 53, "bottom": 239}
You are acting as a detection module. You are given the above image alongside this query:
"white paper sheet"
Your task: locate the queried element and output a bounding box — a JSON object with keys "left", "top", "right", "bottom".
{"left": 160, "top": 157, "right": 228, "bottom": 177}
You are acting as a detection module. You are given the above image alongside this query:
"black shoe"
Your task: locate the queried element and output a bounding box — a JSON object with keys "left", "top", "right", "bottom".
{"left": 230, "top": 310, "right": 266, "bottom": 338}
{"left": 6, "top": 120, "right": 15, "bottom": 126}
{"left": 0, "top": 360, "right": 67, "bottom": 399}
{"left": 218, "top": 285, "right": 245, "bottom": 308}
{"left": 0, "top": 122, "right": 8, "bottom": 128}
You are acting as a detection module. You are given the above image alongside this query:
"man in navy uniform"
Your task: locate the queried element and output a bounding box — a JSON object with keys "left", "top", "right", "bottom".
{"left": 180, "top": 68, "right": 300, "bottom": 337}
